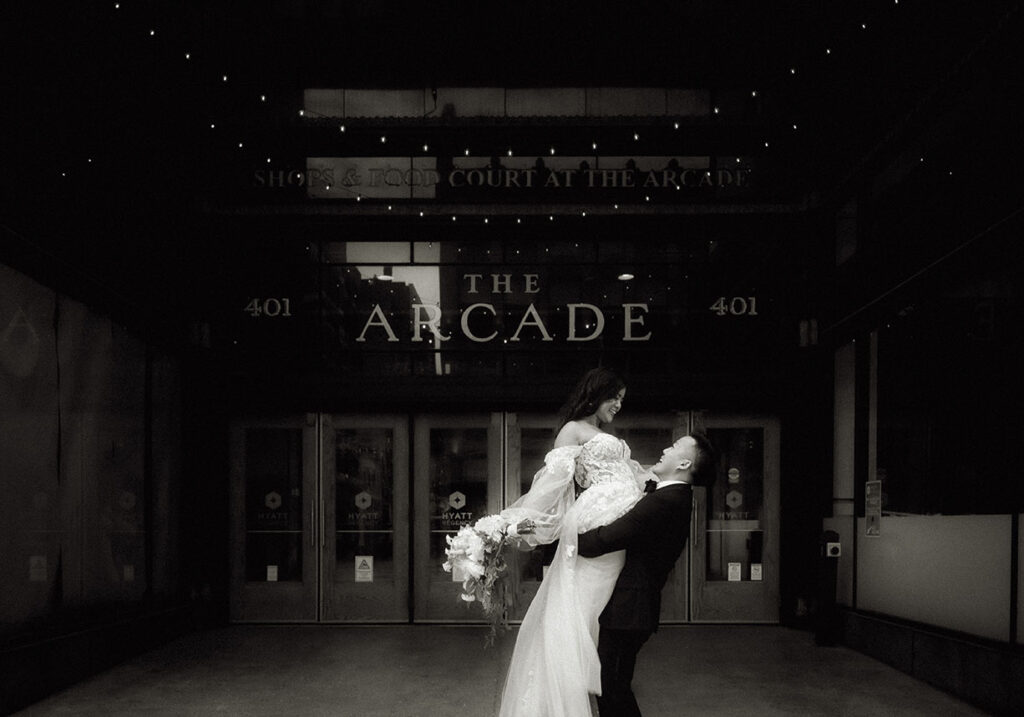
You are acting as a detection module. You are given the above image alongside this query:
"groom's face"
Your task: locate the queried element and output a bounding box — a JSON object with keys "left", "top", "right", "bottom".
{"left": 652, "top": 436, "right": 696, "bottom": 478}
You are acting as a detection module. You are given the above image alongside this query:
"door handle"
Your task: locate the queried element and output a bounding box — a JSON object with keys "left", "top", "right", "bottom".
{"left": 310, "top": 501, "right": 315, "bottom": 547}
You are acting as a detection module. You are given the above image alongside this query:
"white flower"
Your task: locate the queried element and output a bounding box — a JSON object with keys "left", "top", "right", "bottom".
{"left": 474, "top": 515, "right": 509, "bottom": 541}
{"left": 463, "top": 560, "right": 486, "bottom": 579}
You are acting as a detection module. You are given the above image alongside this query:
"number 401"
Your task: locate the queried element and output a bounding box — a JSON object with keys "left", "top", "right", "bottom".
{"left": 709, "top": 296, "right": 758, "bottom": 316}
{"left": 244, "top": 298, "right": 292, "bottom": 318}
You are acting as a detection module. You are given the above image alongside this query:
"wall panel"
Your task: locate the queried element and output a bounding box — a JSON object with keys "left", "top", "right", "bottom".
{"left": 856, "top": 515, "right": 1011, "bottom": 642}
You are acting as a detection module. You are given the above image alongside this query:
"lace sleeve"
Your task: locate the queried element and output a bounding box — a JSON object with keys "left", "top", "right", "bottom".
{"left": 500, "top": 445, "right": 580, "bottom": 546}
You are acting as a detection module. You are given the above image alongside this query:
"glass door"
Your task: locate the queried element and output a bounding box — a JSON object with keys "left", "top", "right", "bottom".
{"left": 413, "top": 413, "right": 503, "bottom": 621}
{"left": 321, "top": 414, "right": 409, "bottom": 622}
{"left": 690, "top": 414, "right": 780, "bottom": 622}
{"left": 227, "top": 411, "right": 780, "bottom": 625}
{"left": 229, "top": 416, "right": 318, "bottom": 621}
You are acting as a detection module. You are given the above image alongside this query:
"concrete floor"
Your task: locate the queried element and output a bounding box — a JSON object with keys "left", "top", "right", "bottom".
{"left": 12, "top": 625, "right": 991, "bottom": 716}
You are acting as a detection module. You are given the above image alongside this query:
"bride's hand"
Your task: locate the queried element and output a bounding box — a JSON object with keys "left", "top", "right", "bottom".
{"left": 515, "top": 519, "right": 536, "bottom": 535}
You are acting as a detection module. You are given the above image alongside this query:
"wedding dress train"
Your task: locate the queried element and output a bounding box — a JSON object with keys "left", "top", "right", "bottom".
{"left": 498, "top": 433, "right": 645, "bottom": 717}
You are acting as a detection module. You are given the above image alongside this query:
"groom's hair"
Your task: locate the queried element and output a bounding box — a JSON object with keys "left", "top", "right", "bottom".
{"left": 688, "top": 431, "right": 718, "bottom": 488}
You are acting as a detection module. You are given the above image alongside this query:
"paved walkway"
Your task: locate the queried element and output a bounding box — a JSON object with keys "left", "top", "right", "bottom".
{"left": 13, "top": 625, "right": 990, "bottom": 716}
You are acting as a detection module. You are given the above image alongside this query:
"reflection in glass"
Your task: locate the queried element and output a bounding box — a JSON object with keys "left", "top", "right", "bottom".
{"left": 244, "top": 429, "right": 303, "bottom": 582}
{"left": 334, "top": 428, "right": 395, "bottom": 585}
{"left": 335, "top": 429, "right": 394, "bottom": 531}
{"left": 428, "top": 428, "right": 489, "bottom": 575}
{"left": 705, "top": 428, "right": 764, "bottom": 582}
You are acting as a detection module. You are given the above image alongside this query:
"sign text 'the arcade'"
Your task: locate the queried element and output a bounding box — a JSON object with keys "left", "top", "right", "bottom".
{"left": 355, "top": 273, "right": 652, "bottom": 343}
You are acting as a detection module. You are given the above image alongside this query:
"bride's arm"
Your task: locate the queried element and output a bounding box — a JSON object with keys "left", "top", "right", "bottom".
{"left": 500, "top": 445, "right": 580, "bottom": 546}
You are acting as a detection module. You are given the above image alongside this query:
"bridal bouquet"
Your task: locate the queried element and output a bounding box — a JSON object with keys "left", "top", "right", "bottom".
{"left": 443, "top": 514, "right": 523, "bottom": 645}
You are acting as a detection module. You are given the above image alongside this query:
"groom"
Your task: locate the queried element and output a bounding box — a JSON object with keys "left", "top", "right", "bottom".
{"left": 578, "top": 431, "right": 718, "bottom": 717}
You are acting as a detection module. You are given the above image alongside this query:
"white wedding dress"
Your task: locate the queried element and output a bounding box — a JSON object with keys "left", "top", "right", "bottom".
{"left": 497, "top": 433, "right": 646, "bottom": 717}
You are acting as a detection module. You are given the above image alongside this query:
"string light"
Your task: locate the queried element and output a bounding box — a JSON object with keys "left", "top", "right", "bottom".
{"left": 72, "top": 2, "right": 944, "bottom": 206}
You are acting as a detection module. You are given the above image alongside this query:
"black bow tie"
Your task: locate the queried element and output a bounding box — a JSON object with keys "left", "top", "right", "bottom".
{"left": 644, "top": 479, "right": 658, "bottom": 493}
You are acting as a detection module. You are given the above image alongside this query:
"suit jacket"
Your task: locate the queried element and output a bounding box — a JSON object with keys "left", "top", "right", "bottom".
{"left": 577, "top": 483, "right": 693, "bottom": 634}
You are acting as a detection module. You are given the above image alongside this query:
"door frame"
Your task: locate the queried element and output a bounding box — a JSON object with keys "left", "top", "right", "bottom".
{"left": 320, "top": 413, "right": 410, "bottom": 622}
{"left": 689, "top": 413, "right": 781, "bottom": 623}
{"left": 229, "top": 414, "right": 319, "bottom": 622}
{"left": 411, "top": 412, "right": 503, "bottom": 622}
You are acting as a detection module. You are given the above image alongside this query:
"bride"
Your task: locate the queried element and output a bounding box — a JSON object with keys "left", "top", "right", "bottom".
{"left": 497, "top": 368, "right": 649, "bottom": 717}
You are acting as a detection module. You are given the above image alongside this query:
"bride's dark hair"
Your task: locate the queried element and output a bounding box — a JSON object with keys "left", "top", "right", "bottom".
{"left": 556, "top": 367, "right": 626, "bottom": 429}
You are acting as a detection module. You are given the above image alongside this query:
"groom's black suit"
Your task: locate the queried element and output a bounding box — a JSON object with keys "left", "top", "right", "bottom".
{"left": 578, "top": 482, "right": 693, "bottom": 717}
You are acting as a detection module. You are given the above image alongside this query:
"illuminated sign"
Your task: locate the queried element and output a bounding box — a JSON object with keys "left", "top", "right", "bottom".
{"left": 251, "top": 156, "right": 752, "bottom": 198}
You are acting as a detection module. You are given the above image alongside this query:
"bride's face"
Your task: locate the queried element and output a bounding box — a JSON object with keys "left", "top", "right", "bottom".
{"left": 594, "top": 389, "right": 625, "bottom": 424}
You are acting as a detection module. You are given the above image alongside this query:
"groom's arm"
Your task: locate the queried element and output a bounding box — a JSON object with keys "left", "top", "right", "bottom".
{"left": 577, "top": 496, "right": 658, "bottom": 558}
